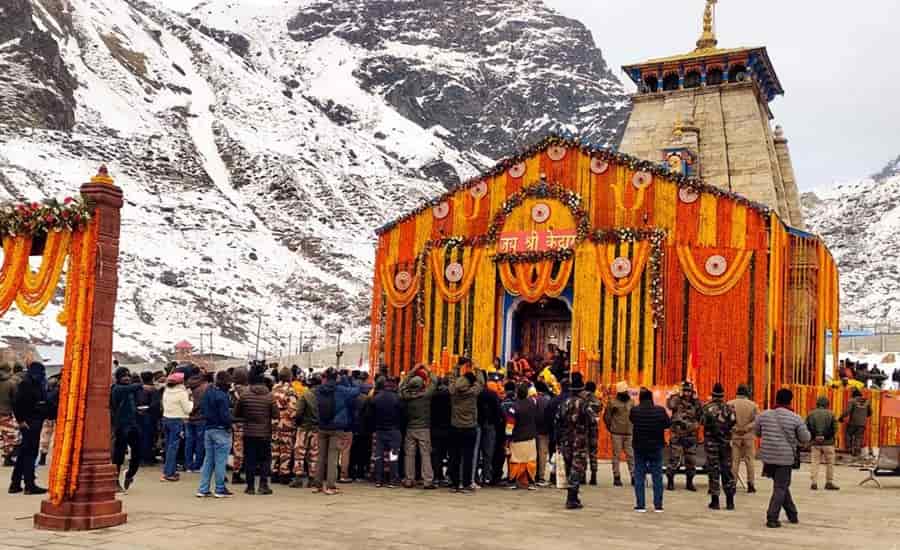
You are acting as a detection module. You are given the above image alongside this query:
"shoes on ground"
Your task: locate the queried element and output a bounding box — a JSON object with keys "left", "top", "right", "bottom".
{"left": 214, "top": 489, "right": 234, "bottom": 498}
{"left": 24, "top": 485, "right": 47, "bottom": 496}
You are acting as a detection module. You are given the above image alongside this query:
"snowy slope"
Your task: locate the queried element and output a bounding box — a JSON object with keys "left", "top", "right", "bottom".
{"left": 0, "top": 0, "right": 629, "bottom": 359}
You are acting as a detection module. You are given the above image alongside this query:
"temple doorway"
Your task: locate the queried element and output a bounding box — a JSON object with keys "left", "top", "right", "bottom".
{"left": 509, "top": 297, "right": 572, "bottom": 360}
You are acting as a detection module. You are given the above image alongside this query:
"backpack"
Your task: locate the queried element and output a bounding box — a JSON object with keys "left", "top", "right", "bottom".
{"left": 318, "top": 388, "right": 337, "bottom": 426}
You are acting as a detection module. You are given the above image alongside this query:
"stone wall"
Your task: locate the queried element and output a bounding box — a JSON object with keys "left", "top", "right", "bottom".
{"left": 620, "top": 82, "right": 804, "bottom": 227}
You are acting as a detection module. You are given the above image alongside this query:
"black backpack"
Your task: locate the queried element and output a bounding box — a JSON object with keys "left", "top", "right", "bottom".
{"left": 318, "top": 388, "right": 337, "bottom": 426}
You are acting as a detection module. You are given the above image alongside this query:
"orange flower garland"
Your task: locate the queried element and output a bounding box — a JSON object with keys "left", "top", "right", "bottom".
{"left": 16, "top": 230, "right": 71, "bottom": 316}
{"left": 48, "top": 216, "right": 99, "bottom": 505}
{"left": 0, "top": 236, "right": 32, "bottom": 315}
{"left": 430, "top": 246, "right": 482, "bottom": 303}
{"left": 676, "top": 246, "right": 753, "bottom": 296}
{"left": 498, "top": 258, "right": 572, "bottom": 302}
{"left": 595, "top": 241, "right": 650, "bottom": 296}
{"left": 379, "top": 261, "right": 419, "bottom": 308}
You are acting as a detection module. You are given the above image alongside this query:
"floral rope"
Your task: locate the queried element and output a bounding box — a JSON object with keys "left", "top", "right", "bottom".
{"left": 595, "top": 240, "right": 651, "bottom": 297}
{"left": 677, "top": 246, "right": 753, "bottom": 296}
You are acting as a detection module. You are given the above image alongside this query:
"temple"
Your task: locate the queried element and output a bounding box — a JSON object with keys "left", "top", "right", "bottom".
{"left": 620, "top": 0, "right": 804, "bottom": 229}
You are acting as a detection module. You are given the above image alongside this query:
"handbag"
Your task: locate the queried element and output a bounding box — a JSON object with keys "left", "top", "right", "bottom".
{"left": 774, "top": 411, "right": 801, "bottom": 470}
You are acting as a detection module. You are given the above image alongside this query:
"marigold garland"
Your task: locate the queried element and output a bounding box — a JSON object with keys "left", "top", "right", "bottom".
{"left": 379, "top": 261, "right": 419, "bottom": 308}
{"left": 676, "top": 246, "right": 753, "bottom": 296}
{"left": 429, "top": 246, "right": 482, "bottom": 303}
{"left": 498, "top": 259, "right": 572, "bottom": 302}
{"left": 0, "top": 236, "right": 31, "bottom": 315}
{"left": 15, "top": 230, "right": 71, "bottom": 316}
{"left": 595, "top": 240, "right": 651, "bottom": 297}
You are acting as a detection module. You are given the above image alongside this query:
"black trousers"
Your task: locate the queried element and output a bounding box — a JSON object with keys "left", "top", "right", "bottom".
{"left": 113, "top": 427, "right": 141, "bottom": 481}
{"left": 448, "top": 427, "right": 476, "bottom": 489}
{"left": 350, "top": 433, "right": 371, "bottom": 479}
{"left": 766, "top": 465, "right": 798, "bottom": 522}
{"left": 244, "top": 436, "right": 271, "bottom": 488}
{"left": 431, "top": 429, "right": 449, "bottom": 482}
{"left": 11, "top": 422, "right": 41, "bottom": 488}
{"left": 492, "top": 428, "right": 507, "bottom": 483}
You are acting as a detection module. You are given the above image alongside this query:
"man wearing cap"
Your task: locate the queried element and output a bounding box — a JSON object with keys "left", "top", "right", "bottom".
{"left": 604, "top": 381, "right": 634, "bottom": 487}
{"left": 805, "top": 395, "right": 839, "bottom": 491}
{"left": 839, "top": 388, "right": 872, "bottom": 461}
{"left": 666, "top": 381, "right": 703, "bottom": 491}
{"left": 270, "top": 367, "right": 298, "bottom": 484}
{"left": 400, "top": 364, "right": 437, "bottom": 489}
{"left": 110, "top": 367, "right": 146, "bottom": 492}
{"left": 728, "top": 383, "right": 758, "bottom": 493}
{"left": 556, "top": 373, "right": 595, "bottom": 509}
{"left": 701, "top": 382, "right": 737, "bottom": 510}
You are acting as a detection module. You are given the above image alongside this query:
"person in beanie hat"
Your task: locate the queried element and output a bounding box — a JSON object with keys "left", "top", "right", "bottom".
{"left": 109, "top": 366, "right": 145, "bottom": 493}
{"left": 555, "top": 372, "right": 595, "bottom": 509}
{"left": 666, "top": 381, "right": 703, "bottom": 491}
{"left": 630, "top": 387, "right": 671, "bottom": 512}
{"left": 603, "top": 380, "right": 634, "bottom": 487}
{"left": 755, "top": 388, "right": 811, "bottom": 528}
{"left": 161, "top": 371, "right": 192, "bottom": 482}
{"left": 9, "top": 362, "right": 49, "bottom": 495}
{"left": 727, "top": 383, "right": 758, "bottom": 493}
{"left": 701, "top": 382, "right": 737, "bottom": 510}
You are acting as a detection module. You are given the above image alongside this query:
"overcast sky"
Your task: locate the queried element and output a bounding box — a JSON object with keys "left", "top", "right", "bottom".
{"left": 545, "top": 0, "right": 900, "bottom": 191}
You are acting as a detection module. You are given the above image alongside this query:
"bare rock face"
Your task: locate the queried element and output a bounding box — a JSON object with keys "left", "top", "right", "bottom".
{"left": 0, "top": 0, "right": 77, "bottom": 131}
{"left": 0, "top": 0, "right": 629, "bottom": 359}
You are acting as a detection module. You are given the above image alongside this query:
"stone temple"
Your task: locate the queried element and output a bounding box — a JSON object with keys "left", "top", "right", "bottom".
{"left": 620, "top": 0, "right": 804, "bottom": 228}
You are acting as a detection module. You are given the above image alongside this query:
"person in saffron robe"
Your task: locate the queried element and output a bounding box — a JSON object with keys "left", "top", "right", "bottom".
{"left": 505, "top": 382, "right": 538, "bottom": 490}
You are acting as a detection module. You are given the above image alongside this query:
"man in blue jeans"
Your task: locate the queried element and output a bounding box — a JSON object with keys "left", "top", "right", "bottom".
{"left": 197, "top": 371, "right": 233, "bottom": 498}
{"left": 629, "top": 388, "right": 671, "bottom": 512}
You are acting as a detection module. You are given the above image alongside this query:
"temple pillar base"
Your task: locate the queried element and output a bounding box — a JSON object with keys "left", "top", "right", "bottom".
{"left": 33, "top": 463, "right": 126, "bottom": 531}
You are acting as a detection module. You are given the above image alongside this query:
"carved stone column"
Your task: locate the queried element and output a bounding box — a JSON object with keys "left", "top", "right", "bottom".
{"left": 34, "top": 171, "right": 127, "bottom": 530}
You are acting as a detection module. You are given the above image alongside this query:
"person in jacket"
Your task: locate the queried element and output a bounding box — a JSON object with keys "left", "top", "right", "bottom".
{"left": 583, "top": 381, "right": 601, "bottom": 485}
{"left": 531, "top": 381, "right": 551, "bottom": 486}
{"left": 839, "top": 388, "right": 872, "bottom": 460}
{"left": 290, "top": 374, "right": 320, "bottom": 488}
{"left": 400, "top": 365, "right": 437, "bottom": 489}
{"left": 478, "top": 377, "right": 504, "bottom": 486}
{"left": 349, "top": 371, "right": 373, "bottom": 482}
{"left": 196, "top": 371, "right": 233, "bottom": 498}
{"left": 372, "top": 376, "right": 404, "bottom": 487}
{"left": 505, "top": 382, "right": 538, "bottom": 490}
{"left": 630, "top": 387, "right": 671, "bottom": 512}
{"left": 314, "top": 369, "right": 361, "bottom": 494}
{"left": 727, "top": 383, "right": 758, "bottom": 493}
{"left": 701, "top": 383, "right": 737, "bottom": 511}
{"left": 498, "top": 380, "right": 517, "bottom": 486}
{"left": 666, "top": 381, "right": 703, "bottom": 491}
{"left": 110, "top": 367, "right": 145, "bottom": 493}
{"left": 806, "top": 396, "right": 839, "bottom": 491}
{"left": 449, "top": 359, "right": 485, "bottom": 493}
{"left": 430, "top": 377, "right": 452, "bottom": 486}
{"left": 755, "top": 388, "right": 811, "bottom": 529}
{"left": 234, "top": 370, "right": 278, "bottom": 495}
{"left": 136, "top": 371, "right": 161, "bottom": 466}
{"left": 185, "top": 371, "right": 210, "bottom": 472}
{"left": 556, "top": 373, "right": 594, "bottom": 509}
{"left": 9, "top": 362, "right": 49, "bottom": 495}
{"left": 0, "top": 364, "right": 18, "bottom": 467}
{"left": 271, "top": 367, "right": 298, "bottom": 484}
{"left": 38, "top": 375, "right": 59, "bottom": 466}
{"left": 604, "top": 381, "right": 634, "bottom": 487}
{"left": 229, "top": 367, "right": 249, "bottom": 484}
{"left": 160, "top": 372, "right": 192, "bottom": 482}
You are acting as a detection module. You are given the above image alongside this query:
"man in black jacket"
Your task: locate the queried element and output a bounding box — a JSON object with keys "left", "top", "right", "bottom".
{"left": 9, "top": 362, "right": 49, "bottom": 495}
{"left": 430, "top": 377, "right": 452, "bottom": 486}
{"left": 630, "top": 388, "right": 671, "bottom": 512}
{"left": 372, "top": 377, "right": 403, "bottom": 487}
{"left": 110, "top": 367, "right": 145, "bottom": 493}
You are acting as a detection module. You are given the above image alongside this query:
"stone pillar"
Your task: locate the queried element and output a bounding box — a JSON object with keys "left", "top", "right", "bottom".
{"left": 774, "top": 125, "right": 805, "bottom": 229}
{"left": 34, "top": 169, "right": 127, "bottom": 531}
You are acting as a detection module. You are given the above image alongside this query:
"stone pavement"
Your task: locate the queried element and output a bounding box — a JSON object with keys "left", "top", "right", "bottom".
{"left": 0, "top": 463, "right": 897, "bottom": 550}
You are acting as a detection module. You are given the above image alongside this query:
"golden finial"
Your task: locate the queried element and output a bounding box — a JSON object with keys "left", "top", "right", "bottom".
{"left": 90, "top": 164, "right": 114, "bottom": 185}
{"left": 673, "top": 114, "right": 684, "bottom": 138}
{"left": 695, "top": 0, "right": 718, "bottom": 51}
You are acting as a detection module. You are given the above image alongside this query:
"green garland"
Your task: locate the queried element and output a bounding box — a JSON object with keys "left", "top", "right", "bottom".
{"left": 375, "top": 132, "right": 772, "bottom": 236}
{"left": 492, "top": 249, "right": 575, "bottom": 264}
{"left": 590, "top": 228, "right": 667, "bottom": 326}
{"left": 0, "top": 197, "right": 93, "bottom": 238}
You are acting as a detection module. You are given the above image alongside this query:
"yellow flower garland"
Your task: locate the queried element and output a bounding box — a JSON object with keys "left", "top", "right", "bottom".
{"left": 0, "top": 236, "right": 32, "bottom": 315}
{"left": 379, "top": 261, "right": 419, "bottom": 308}
{"left": 430, "top": 246, "right": 482, "bottom": 303}
{"left": 16, "top": 230, "right": 71, "bottom": 316}
{"left": 595, "top": 241, "right": 650, "bottom": 296}
{"left": 677, "top": 246, "right": 752, "bottom": 296}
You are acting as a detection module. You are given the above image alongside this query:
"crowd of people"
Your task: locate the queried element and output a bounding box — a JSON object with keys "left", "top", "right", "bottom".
{"left": 0, "top": 351, "right": 878, "bottom": 528}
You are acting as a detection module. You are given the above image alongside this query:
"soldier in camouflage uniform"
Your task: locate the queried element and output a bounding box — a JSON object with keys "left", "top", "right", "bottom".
{"left": 229, "top": 367, "right": 249, "bottom": 484}
{"left": 702, "top": 382, "right": 737, "bottom": 510}
{"left": 290, "top": 374, "right": 320, "bottom": 488}
{"left": 270, "top": 368, "right": 298, "bottom": 483}
{"left": 556, "top": 373, "right": 595, "bottom": 510}
{"left": 0, "top": 364, "right": 19, "bottom": 466}
{"left": 666, "top": 381, "right": 703, "bottom": 491}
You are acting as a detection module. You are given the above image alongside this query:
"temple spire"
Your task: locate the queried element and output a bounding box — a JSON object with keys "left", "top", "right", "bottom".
{"left": 695, "top": 0, "right": 718, "bottom": 51}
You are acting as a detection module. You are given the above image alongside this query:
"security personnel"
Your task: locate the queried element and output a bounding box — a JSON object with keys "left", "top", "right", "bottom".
{"left": 702, "top": 383, "right": 737, "bottom": 510}
{"left": 666, "top": 381, "right": 702, "bottom": 491}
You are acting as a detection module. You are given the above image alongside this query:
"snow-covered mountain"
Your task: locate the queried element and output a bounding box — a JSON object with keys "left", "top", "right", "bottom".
{"left": 804, "top": 157, "right": 900, "bottom": 325}
{"left": 0, "top": 0, "right": 629, "bottom": 359}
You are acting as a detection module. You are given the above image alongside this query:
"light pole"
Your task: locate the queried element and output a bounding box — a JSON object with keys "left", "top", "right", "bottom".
{"left": 335, "top": 327, "right": 344, "bottom": 369}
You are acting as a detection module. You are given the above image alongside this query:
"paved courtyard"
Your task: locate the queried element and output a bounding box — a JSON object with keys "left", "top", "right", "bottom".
{"left": 0, "top": 462, "right": 897, "bottom": 550}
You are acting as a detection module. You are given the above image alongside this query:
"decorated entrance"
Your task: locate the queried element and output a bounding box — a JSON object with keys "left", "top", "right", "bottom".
{"left": 0, "top": 168, "right": 125, "bottom": 530}
{"left": 505, "top": 295, "right": 573, "bottom": 361}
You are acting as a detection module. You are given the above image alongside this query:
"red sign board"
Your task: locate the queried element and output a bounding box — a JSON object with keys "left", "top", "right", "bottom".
{"left": 497, "top": 230, "right": 577, "bottom": 253}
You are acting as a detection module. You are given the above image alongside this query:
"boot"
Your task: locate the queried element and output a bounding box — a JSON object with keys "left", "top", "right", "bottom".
{"left": 685, "top": 475, "right": 697, "bottom": 492}
{"left": 825, "top": 482, "right": 840, "bottom": 491}
{"left": 232, "top": 471, "right": 244, "bottom": 485}
{"left": 666, "top": 474, "right": 675, "bottom": 491}
{"left": 565, "top": 487, "right": 583, "bottom": 510}
{"left": 708, "top": 495, "right": 720, "bottom": 510}
{"left": 38, "top": 453, "right": 46, "bottom": 466}
{"left": 613, "top": 475, "right": 623, "bottom": 487}
{"left": 747, "top": 482, "right": 756, "bottom": 494}
{"left": 258, "top": 479, "right": 273, "bottom": 495}
{"left": 289, "top": 476, "right": 306, "bottom": 489}
{"left": 24, "top": 485, "right": 47, "bottom": 495}
{"left": 589, "top": 471, "right": 597, "bottom": 486}
{"left": 726, "top": 492, "right": 735, "bottom": 510}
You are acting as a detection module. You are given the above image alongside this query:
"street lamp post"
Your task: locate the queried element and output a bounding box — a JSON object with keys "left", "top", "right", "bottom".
{"left": 335, "top": 328, "right": 344, "bottom": 369}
